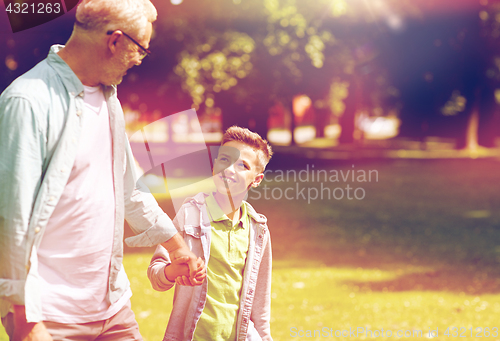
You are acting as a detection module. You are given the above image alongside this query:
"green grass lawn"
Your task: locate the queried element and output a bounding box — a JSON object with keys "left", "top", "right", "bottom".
{"left": 2, "top": 158, "right": 500, "bottom": 340}
{"left": 251, "top": 158, "right": 500, "bottom": 341}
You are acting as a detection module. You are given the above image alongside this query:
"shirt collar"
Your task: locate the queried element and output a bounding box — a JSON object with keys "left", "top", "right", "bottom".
{"left": 206, "top": 192, "right": 248, "bottom": 230}
{"left": 240, "top": 201, "right": 250, "bottom": 230}
{"left": 46, "top": 44, "right": 116, "bottom": 99}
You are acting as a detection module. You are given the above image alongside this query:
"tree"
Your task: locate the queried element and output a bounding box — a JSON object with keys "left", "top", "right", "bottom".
{"left": 163, "top": 0, "right": 399, "bottom": 144}
{"left": 380, "top": 1, "right": 500, "bottom": 149}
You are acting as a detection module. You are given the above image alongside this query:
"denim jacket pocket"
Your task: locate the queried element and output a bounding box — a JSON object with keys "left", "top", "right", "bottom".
{"left": 183, "top": 225, "right": 204, "bottom": 257}
{"left": 184, "top": 225, "right": 202, "bottom": 239}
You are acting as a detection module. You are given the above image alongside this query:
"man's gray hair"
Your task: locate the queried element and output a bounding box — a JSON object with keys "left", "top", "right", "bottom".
{"left": 76, "top": 0, "right": 157, "bottom": 38}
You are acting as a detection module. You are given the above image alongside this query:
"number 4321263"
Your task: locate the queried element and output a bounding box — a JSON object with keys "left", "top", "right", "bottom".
{"left": 5, "top": 2, "right": 61, "bottom": 14}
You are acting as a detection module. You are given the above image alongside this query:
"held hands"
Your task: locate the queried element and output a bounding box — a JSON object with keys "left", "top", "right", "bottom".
{"left": 162, "top": 233, "right": 206, "bottom": 286}
{"left": 164, "top": 256, "right": 206, "bottom": 286}
{"left": 175, "top": 275, "right": 198, "bottom": 286}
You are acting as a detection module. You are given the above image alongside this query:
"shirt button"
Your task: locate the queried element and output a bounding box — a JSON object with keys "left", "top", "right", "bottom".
{"left": 70, "top": 92, "right": 75, "bottom": 96}
{"left": 60, "top": 167, "right": 68, "bottom": 173}
{"left": 76, "top": 110, "right": 82, "bottom": 116}
{"left": 25, "top": 265, "right": 30, "bottom": 271}
{"left": 34, "top": 227, "right": 41, "bottom": 233}
{"left": 48, "top": 196, "right": 55, "bottom": 202}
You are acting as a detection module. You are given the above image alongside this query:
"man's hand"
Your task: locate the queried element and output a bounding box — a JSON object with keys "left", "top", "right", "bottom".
{"left": 165, "top": 257, "right": 205, "bottom": 285}
{"left": 171, "top": 257, "right": 205, "bottom": 286}
{"left": 164, "top": 257, "right": 189, "bottom": 282}
{"left": 167, "top": 255, "right": 206, "bottom": 285}
{"left": 162, "top": 233, "right": 206, "bottom": 285}
{"left": 13, "top": 306, "right": 53, "bottom": 341}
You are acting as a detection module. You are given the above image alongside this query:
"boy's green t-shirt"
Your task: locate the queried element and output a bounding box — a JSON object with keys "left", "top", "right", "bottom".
{"left": 193, "top": 193, "right": 250, "bottom": 341}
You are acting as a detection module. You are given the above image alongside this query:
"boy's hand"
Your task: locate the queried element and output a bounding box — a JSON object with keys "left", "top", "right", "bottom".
{"left": 175, "top": 275, "right": 200, "bottom": 286}
{"left": 165, "top": 257, "right": 206, "bottom": 284}
{"left": 190, "top": 257, "right": 206, "bottom": 285}
{"left": 163, "top": 233, "right": 206, "bottom": 282}
{"left": 172, "top": 257, "right": 206, "bottom": 286}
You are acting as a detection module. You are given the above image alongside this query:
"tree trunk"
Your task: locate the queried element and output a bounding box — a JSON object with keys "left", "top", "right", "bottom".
{"left": 464, "top": 88, "right": 480, "bottom": 154}
{"left": 477, "top": 87, "right": 498, "bottom": 148}
{"left": 465, "top": 108, "right": 479, "bottom": 154}
{"left": 338, "top": 77, "right": 360, "bottom": 144}
{"left": 287, "top": 100, "right": 296, "bottom": 146}
{"left": 314, "top": 107, "right": 329, "bottom": 138}
{"left": 248, "top": 101, "right": 271, "bottom": 142}
{"left": 220, "top": 101, "right": 247, "bottom": 131}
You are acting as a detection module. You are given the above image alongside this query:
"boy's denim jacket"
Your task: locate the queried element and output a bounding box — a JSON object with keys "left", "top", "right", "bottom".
{"left": 148, "top": 192, "right": 273, "bottom": 341}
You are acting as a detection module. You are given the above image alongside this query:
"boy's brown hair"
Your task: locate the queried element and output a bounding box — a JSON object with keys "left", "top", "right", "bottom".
{"left": 222, "top": 126, "right": 273, "bottom": 172}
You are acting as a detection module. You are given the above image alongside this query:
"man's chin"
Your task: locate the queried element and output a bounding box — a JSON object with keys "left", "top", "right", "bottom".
{"left": 101, "top": 77, "right": 123, "bottom": 87}
{"left": 101, "top": 74, "right": 125, "bottom": 86}
{"left": 114, "top": 77, "right": 124, "bottom": 85}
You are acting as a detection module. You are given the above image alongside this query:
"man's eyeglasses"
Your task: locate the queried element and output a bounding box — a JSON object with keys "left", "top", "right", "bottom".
{"left": 107, "top": 30, "right": 151, "bottom": 60}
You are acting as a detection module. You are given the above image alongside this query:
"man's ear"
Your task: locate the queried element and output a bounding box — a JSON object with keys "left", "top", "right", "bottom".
{"left": 107, "top": 30, "right": 122, "bottom": 55}
{"left": 252, "top": 173, "right": 264, "bottom": 188}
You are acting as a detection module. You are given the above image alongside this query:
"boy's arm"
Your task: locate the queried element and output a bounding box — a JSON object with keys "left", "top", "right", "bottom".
{"left": 251, "top": 231, "right": 273, "bottom": 341}
{"left": 147, "top": 211, "right": 185, "bottom": 291}
{"left": 147, "top": 245, "right": 178, "bottom": 291}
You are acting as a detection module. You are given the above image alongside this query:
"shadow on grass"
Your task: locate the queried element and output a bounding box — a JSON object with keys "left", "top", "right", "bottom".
{"left": 341, "top": 269, "right": 500, "bottom": 294}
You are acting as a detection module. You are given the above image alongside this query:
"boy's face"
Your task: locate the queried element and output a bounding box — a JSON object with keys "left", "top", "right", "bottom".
{"left": 213, "top": 141, "right": 264, "bottom": 198}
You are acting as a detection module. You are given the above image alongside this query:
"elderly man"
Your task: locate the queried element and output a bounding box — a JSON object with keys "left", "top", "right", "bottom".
{"left": 0, "top": 0, "right": 205, "bottom": 340}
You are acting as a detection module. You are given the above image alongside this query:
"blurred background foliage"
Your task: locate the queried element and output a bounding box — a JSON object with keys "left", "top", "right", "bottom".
{"left": 2, "top": 0, "right": 500, "bottom": 148}
{"left": 150, "top": 0, "right": 500, "bottom": 148}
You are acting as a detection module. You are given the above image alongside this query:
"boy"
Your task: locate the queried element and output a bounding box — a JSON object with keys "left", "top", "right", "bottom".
{"left": 148, "top": 126, "right": 273, "bottom": 341}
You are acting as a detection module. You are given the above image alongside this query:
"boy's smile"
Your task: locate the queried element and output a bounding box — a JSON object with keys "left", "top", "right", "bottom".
{"left": 213, "top": 141, "right": 264, "bottom": 199}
